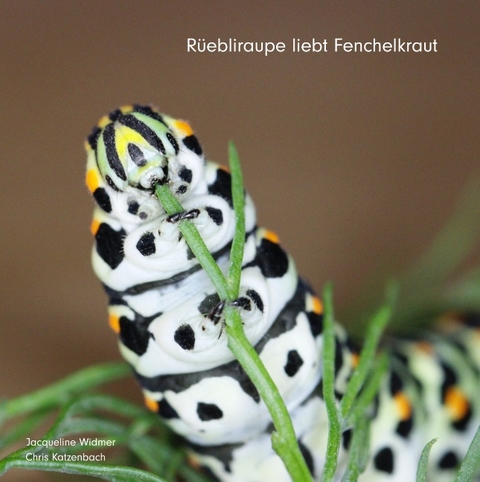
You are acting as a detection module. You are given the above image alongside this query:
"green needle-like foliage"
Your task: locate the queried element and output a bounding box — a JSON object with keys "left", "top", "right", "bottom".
{"left": 455, "top": 426, "right": 480, "bottom": 482}
{"left": 416, "top": 438, "right": 437, "bottom": 482}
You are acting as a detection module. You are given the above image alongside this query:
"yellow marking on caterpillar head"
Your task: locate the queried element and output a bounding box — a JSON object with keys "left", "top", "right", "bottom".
{"left": 312, "top": 295, "right": 323, "bottom": 315}
{"left": 86, "top": 168, "right": 101, "bottom": 193}
{"left": 394, "top": 392, "right": 412, "bottom": 420}
{"left": 108, "top": 314, "right": 120, "bottom": 334}
{"left": 172, "top": 119, "right": 193, "bottom": 137}
{"left": 144, "top": 396, "right": 159, "bottom": 412}
{"left": 445, "top": 386, "right": 470, "bottom": 421}
{"left": 264, "top": 230, "right": 280, "bottom": 244}
{"left": 114, "top": 124, "right": 147, "bottom": 159}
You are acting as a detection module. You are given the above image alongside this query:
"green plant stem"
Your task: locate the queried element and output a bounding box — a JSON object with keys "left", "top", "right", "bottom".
{"left": 155, "top": 184, "right": 229, "bottom": 300}
{"left": 225, "top": 308, "right": 312, "bottom": 481}
{"left": 321, "top": 283, "right": 342, "bottom": 482}
{"left": 416, "top": 438, "right": 437, "bottom": 482}
{"left": 226, "top": 142, "right": 245, "bottom": 296}
{"left": 455, "top": 425, "right": 480, "bottom": 482}
{"left": 154, "top": 146, "right": 312, "bottom": 481}
{"left": 0, "top": 454, "right": 167, "bottom": 482}
{"left": 340, "top": 306, "right": 391, "bottom": 419}
{"left": 341, "top": 416, "right": 370, "bottom": 482}
{"left": 348, "top": 353, "right": 389, "bottom": 426}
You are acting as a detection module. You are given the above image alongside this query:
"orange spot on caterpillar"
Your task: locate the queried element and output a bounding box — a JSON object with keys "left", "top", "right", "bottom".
{"left": 445, "top": 386, "right": 470, "bottom": 421}
{"left": 86, "top": 169, "right": 100, "bottom": 193}
{"left": 144, "top": 396, "right": 159, "bottom": 412}
{"left": 264, "top": 230, "right": 280, "bottom": 244}
{"left": 312, "top": 296, "right": 323, "bottom": 315}
{"left": 351, "top": 353, "right": 360, "bottom": 369}
{"left": 394, "top": 392, "right": 412, "bottom": 420}
{"left": 173, "top": 119, "right": 194, "bottom": 137}
{"left": 415, "top": 341, "right": 434, "bottom": 355}
{"left": 119, "top": 104, "right": 134, "bottom": 114}
{"left": 187, "top": 453, "right": 202, "bottom": 470}
{"left": 90, "top": 219, "right": 101, "bottom": 236}
{"left": 219, "top": 165, "right": 231, "bottom": 173}
{"left": 108, "top": 314, "right": 120, "bottom": 334}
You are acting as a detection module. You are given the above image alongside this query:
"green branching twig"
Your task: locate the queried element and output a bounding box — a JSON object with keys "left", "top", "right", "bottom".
{"left": 155, "top": 144, "right": 313, "bottom": 482}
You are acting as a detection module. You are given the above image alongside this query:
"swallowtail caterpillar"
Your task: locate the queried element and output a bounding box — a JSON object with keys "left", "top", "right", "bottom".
{"left": 86, "top": 104, "right": 479, "bottom": 481}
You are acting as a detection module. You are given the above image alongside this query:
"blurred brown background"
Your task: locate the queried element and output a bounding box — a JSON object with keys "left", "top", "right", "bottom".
{"left": 1, "top": 2, "right": 479, "bottom": 478}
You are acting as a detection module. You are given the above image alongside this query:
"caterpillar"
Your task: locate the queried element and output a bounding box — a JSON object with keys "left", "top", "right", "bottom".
{"left": 86, "top": 104, "right": 480, "bottom": 482}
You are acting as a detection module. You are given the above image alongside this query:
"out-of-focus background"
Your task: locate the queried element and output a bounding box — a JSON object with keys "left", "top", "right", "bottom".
{"left": 1, "top": 2, "right": 479, "bottom": 477}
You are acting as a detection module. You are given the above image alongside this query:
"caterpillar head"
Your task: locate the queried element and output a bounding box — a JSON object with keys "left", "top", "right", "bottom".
{"left": 85, "top": 105, "right": 204, "bottom": 195}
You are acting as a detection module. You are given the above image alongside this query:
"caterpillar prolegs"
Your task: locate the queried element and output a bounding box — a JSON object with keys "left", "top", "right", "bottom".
{"left": 86, "top": 105, "right": 480, "bottom": 481}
